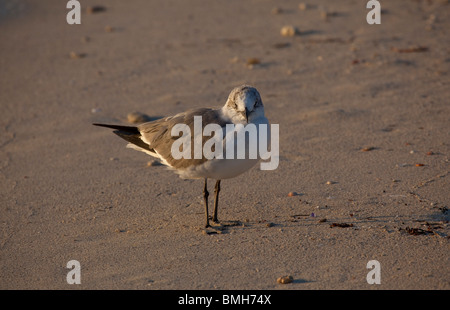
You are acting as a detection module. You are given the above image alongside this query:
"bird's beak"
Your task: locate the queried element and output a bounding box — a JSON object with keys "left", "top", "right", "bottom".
{"left": 245, "top": 108, "right": 250, "bottom": 123}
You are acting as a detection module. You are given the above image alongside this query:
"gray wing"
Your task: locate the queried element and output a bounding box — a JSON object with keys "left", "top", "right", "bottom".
{"left": 138, "top": 108, "right": 228, "bottom": 169}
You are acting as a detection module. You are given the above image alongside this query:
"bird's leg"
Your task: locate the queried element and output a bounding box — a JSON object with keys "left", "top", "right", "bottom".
{"left": 213, "top": 180, "right": 221, "bottom": 223}
{"left": 203, "top": 178, "right": 210, "bottom": 228}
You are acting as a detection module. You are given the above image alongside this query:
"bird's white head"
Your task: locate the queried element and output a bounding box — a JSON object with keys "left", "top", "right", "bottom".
{"left": 223, "top": 85, "right": 265, "bottom": 124}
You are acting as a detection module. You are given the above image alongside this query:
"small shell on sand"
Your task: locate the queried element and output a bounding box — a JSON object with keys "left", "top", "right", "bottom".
{"left": 271, "top": 7, "right": 283, "bottom": 14}
{"left": 147, "top": 160, "right": 162, "bottom": 167}
{"left": 361, "top": 146, "right": 375, "bottom": 152}
{"left": 280, "top": 26, "right": 299, "bottom": 37}
{"left": 247, "top": 58, "right": 261, "bottom": 65}
{"left": 69, "top": 51, "right": 86, "bottom": 59}
{"left": 320, "top": 10, "right": 330, "bottom": 20}
{"left": 229, "top": 56, "right": 239, "bottom": 64}
{"left": 277, "top": 275, "right": 293, "bottom": 284}
{"left": 104, "top": 25, "right": 114, "bottom": 32}
{"left": 127, "top": 112, "right": 152, "bottom": 124}
{"left": 299, "top": 3, "right": 308, "bottom": 11}
{"left": 86, "top": 6, "right": 106, "bottom": 14}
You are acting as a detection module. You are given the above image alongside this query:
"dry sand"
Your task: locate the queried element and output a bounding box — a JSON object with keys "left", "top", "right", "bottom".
{"left": 0, "top": 0, "right": 449, "bottom": 290}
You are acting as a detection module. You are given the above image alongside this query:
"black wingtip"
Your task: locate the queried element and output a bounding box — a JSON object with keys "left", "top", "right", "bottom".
{"left": 93, "top": 123, "right": 115, "bottom": 129}
{"left": 93, "top": 123, "right": 153, "bottom": 152}
{"left": 93, "top": 123, "right": 140, "bottom": 135}
{"left": 93, "top": 123, "right": 107, "bottom": 128}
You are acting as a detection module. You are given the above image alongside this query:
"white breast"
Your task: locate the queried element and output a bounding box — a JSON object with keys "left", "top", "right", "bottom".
{"left": 177, "top": 115, "right": 270, "bottom": 180}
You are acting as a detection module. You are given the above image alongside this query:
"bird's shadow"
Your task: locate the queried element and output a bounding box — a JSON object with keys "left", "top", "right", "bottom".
{"left": 202, "top": 220, "right": 242, "bottom": 235}
{"left": 292, "top": 278, "right": 314, "bottom": 284}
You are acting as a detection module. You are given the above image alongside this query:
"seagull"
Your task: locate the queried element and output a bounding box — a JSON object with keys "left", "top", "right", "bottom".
{"left": 93, "top": 85, "right": 269, "bottom": 228}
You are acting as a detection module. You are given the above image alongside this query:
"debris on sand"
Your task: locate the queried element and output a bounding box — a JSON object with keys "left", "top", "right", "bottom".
{"left": 86, "top": 6, "right": 107, "bottom": 14}
{"left": 277, "top": 275, "right": 293, "bottom": 284}
{"left": 246, "top": 58, "right": 261, "bottom": 65}
{"left": 69, "top": 51, "right": 86, "bottom": 59}
{"left": 330, "top": 223, "right": 354, "bottom": 228}
{"left": 104, "top": 25, "right": 115, "bottom": 33}
{"left": 391, "top": 46, "right": 428, "bottom": 53}
{"left": 399, "top": 222, "right": 444, "bottom": 236}
{"left": 280, "top": 26, "right": 299, "bottom": 37}
{"left": 147, "top": 160, "right": 162, "bottom": 167}
{"left": 298, "top": 3, "right": 309, "bottom": 11}
{"left": 271, "top": 7, "right": 283, "bottom": 15}
{"left": 398, "top": 226, "right": 432, "bottom": 236}
{"left": 361, "top": 146, "right": 376, "bottom": 152}
{"left": 127, "top": 112, "right": 153, "bottom": 124}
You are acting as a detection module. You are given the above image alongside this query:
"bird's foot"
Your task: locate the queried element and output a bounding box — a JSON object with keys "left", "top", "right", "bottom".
{"left": 202, "top": 225, "right": 223, "bottom": 235}
{"left": 201, "top": 219, "right": 225, "bottom": 235}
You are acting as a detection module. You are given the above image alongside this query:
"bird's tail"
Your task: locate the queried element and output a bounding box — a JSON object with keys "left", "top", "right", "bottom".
{"left": 93, "top": 123, "right": 152, "bottom": 152}
{"left": 93, "top": 123, "right": 140, "bottom": 134}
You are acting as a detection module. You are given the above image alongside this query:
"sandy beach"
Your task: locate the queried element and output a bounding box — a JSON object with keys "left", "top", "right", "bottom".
{"left": 1, "top": 0, "right": 449, "bottom": 290}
